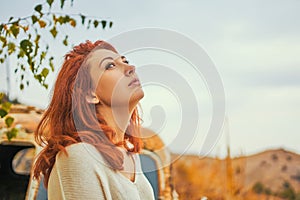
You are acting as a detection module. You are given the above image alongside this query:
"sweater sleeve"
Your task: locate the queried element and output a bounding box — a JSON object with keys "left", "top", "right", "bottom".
{"left": 48, "top": 143, "right": 111, "bottom": 200}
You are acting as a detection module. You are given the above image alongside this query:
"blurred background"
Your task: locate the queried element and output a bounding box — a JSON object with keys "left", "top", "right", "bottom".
{"left": 0, "top": 1, "right": 300, "bottom": 199}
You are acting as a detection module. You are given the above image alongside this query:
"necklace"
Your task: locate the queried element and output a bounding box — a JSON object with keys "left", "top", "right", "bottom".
{"left": 114, "top": 139, "right": 134, "bottom": 152}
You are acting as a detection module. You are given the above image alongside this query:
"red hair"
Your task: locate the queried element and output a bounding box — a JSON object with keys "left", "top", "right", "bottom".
{"left": 33, "top": 40, "right": 143, "bottom": 187}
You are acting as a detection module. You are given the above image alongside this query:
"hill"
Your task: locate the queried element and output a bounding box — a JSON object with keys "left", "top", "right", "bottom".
{"left": 171, "top": 149, "right": 300, "bottom": 200}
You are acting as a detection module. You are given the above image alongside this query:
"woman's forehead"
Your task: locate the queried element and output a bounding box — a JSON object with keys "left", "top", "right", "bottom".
{"left": 91, "top": 49, "right": 121, "bottom": 61}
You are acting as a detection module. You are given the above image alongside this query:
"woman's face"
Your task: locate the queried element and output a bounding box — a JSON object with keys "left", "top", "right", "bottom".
{"left": 87, "top": 49, "right": 144, "bottom": 108}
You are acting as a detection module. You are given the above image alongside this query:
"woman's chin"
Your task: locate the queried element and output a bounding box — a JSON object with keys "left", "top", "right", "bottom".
{"left": 130, "top": 87, "right": 144, "bottom": 103}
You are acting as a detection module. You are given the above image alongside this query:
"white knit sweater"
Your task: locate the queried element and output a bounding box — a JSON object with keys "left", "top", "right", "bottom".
{"left": 48, "top": 143, "right": 155, "bottom": 200}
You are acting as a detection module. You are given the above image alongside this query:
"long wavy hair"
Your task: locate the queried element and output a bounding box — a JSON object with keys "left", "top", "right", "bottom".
{"left": 33, "top": 40, "right": 143, "bottom": 187}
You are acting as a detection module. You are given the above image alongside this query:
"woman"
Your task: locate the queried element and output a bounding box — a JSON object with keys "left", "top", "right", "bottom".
{"left": 33, "top": 40, "right": 155, "bottom": 200}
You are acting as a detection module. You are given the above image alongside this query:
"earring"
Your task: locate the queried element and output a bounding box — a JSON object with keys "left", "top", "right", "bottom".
{"left": 86, "top": 92, "right": 100, "bottom": 104}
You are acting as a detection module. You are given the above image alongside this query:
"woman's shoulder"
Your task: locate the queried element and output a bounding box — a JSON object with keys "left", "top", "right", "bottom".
{"left": 64, "top": 142, "right": 98, "bottom": 154}
{"left": 56, "top": 142, "right": 107, "bottom": 167}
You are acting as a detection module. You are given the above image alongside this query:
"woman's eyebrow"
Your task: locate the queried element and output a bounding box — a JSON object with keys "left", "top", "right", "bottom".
{"left": 99, "top": 56, "right": 114, "bottom": 67}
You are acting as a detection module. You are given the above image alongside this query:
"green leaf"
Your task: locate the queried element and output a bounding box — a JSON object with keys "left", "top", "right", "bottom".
{"left": 31, "top": 15, "right": 39, "bottom": 24}
{"left": 34, "top": 35, "right": 40, "bottom": 56}
{"left": 87, "top": 19, "right": 91, "bottom": 29}
{"left": 2, "top": 101, "right": 12, "bottom": 112}
{"left": 34, "top": 4, "right": 43, "bottom": 14}
{"left": 49, "top": 57, "right": 54, "bottom": 71}
{"left": 0, "top": 109, "right": 8, "bottom": 118}
{"left": 0, "top": 58, "right": 4, "bottom": 63}
{"left": 40, "top": 51, "right": 46, "bottom": 63}
{"left": 8, "top": 42, "right": 16, "bottom": 55}
{"left": 34, "top": 34, "right": 41, "bottom": 45}
{"left": 57, "top": 16, "right": 64, "bottom": 24}
{"left": 109, "top": 21, "right": 113, "bottom": 28}
{"left": 5, "top": 116, "right": 14, "bottom": 128}
{"left": 0, "top": 24, "right": 3, "bottom": 32}
{"left": 34, "top": 47, "right": 38, "bottom": 57}
{"left": 41, "top": 68, "right": 49, "bottom": 78}
{"left": 52, "top": 14, "right": 57, "bottom": 24}
{"left": 0, "top": 36, "right": 7, "bottom": 44}
{"left": 21, "top": 64, "right": 25, "bottom": 71}
{"left": 30, "top": 60, "right": 35, "bottom": 72}
{"left": 6, "top": 128, "right": 18, "bottom": 141}
{"left": 20, "top": 39, "right": 33, "bottom": 54}
{"left": 93, "top": 20, "right": 99, "bottom": 28}
{"left": 34, "top": 74, "right": 42, "bottom": 83}
{"left": 19, "top": 83, "right": 24, "bottom": 90}
{"left": 50, "top": 26, "right": 57, "bottom": 38}
{"left": 101, "top": 20, "right": 107, "bottom": 29}
{"left": 62, "top": 35, "right": 68, "bottom": 46}
{"left": 8, "top": 17, "right": 13, "bottom": 22}
{"left": 10, "top": 24, "right": 20, "bottom": 38}
{"left": 0, "top": 92, "right": 4, "bottom": 102}
{"left": 56, "top": 15, "right": 71, "bottom": 24}
{"left": 60, "top": 0, "right": 66, "bottom": 9}
{"left": 17, "top": 49, "right": 25, "bottom": 58}
{"left": 80, "top": 15, "right": 86, "bottom": 25}
{"left": 47, "top": 0, "right": 54, "bottom": 7}
{"left": 64, "top": 15, "right": 70, "bottom": 22}
{"left": 43, "top": 83, "right": 48, "bottom": 89}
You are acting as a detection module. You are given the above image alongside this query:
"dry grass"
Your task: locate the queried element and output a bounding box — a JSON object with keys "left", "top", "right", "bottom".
{"left": 172, "top": 149, "right": 300, "bottom": 200}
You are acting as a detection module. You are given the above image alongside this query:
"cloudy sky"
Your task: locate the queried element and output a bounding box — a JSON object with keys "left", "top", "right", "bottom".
{"left": 1, "top": 0, "right": 299, "bottom": 157}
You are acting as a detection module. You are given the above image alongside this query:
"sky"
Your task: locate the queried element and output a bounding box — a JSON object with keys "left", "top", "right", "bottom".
{"left": 0, "top": 0, "right": 300, "bottom": 158}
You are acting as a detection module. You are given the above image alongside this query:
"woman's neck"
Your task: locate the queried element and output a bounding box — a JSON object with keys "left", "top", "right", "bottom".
{"left": 97, "top": 105, "right": 133, "bottom": 144}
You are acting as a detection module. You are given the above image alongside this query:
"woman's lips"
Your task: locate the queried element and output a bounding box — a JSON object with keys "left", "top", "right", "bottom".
{"left": 128, "top": 78, "right": 140, "bottom": 87}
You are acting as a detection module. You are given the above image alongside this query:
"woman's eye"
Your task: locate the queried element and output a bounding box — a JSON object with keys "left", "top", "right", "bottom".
{"left": 123, "top": 60, "right": 129, "bottom": 64}
{"left": 105, "top": 62, "right": 115, "bottom": 70}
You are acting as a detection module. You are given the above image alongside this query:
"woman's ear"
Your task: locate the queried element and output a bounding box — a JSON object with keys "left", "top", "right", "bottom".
{"left": 86, "top": 92, "right": 100, "bottom": 104}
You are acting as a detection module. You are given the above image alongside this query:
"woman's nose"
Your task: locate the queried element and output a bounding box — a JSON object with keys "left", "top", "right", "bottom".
{"left": 125, "top": 64, "right": 135, "bottom": 76}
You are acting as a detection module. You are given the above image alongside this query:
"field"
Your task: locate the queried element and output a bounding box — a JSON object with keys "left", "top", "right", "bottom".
{"left": 172, "top": 149, "right": 300, "bottom": 200}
